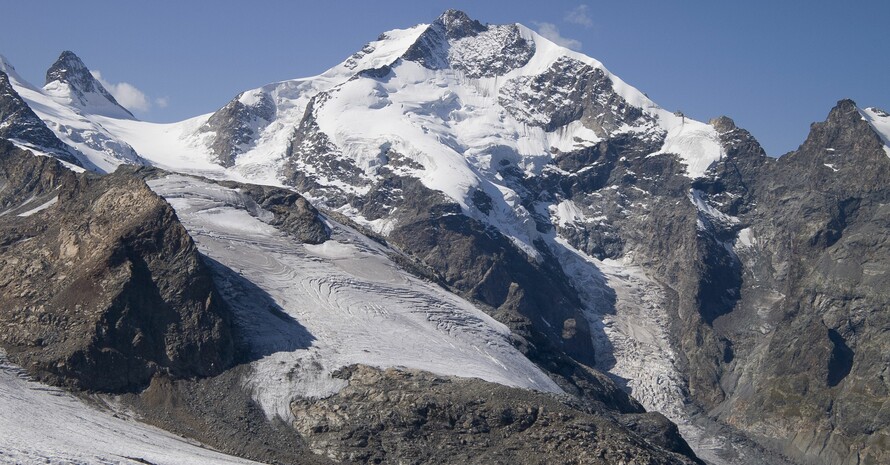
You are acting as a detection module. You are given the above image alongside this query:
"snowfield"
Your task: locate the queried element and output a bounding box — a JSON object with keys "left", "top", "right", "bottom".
{"left": 0, "top": 352, "right": 260, "bottom": 465}
{"left": 148, "top": 175, "right": 562, "bottom": 420}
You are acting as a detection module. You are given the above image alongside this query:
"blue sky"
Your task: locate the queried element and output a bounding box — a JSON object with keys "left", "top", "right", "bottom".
{"left": 1, "top": 0, "right": 887, "bottom": 156}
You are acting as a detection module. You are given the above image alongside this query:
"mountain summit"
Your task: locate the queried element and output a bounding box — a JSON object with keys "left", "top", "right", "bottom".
{"left": 43, "top": 50, "right": 134, "bottom": 119}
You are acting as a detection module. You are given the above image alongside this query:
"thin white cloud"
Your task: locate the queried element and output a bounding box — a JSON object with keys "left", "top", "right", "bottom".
{"left": 155, "top": 96, "right": 170, "bottom": 108}
{"left": 565, "top": 5, "right": 594, "bottom": 28}
{"left": 535, "top": 22, "right": 582, "bottom": 50}
{"left": 91, "top": 70, "right": 158, "bottom": 112}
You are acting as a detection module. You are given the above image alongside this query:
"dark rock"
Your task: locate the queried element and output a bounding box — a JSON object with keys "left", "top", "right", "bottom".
{"left": 0, "top": 144, "right": 235, "bottom": 392}
{"left": 403, "top": 10, "right": 535, "bottom": 78}
{"left": 499, "top": 57, "right": 653, "bottom": 136}
{"left": 117, "top": 366, "right": 333, "bottom": 465}
{"left": 282, "top": 94, "right": 370, "bottom": 205}
{"left": 217, "top": 180, "right": 330, "bottom": 244}
{"left": 291, "top": 365, "right": 702, "bottom": 465}
{"left": 678, "top": 99, "right": 890, "bottom": 465}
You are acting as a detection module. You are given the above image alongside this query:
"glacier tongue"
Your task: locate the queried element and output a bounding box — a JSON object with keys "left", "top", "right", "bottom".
{"left": 148, "top": 174, "right": 562, "bottom": 420}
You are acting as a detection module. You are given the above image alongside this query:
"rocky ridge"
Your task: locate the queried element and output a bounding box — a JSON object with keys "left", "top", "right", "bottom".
{"left": 291, "top": 365, "right": 700, "bottom": 465}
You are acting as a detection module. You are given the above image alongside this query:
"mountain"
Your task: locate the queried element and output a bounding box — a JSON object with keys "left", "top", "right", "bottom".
{"left": 43, "top": 50, "right": 135, "bottom": 119}
{"left": 1, "top": 8, "right": 889, "bottom": 465}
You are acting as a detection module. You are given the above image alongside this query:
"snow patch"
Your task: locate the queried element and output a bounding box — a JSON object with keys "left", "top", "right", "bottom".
{"left": 859, "top": 106, "right": 890, "bottom": 157}
{"left": 653, "top": 119, "right": 725, "bottom": 178}
{"left": 690, "top": 188, "right": 739, "bottom": 226}
{"left": 550, "top": 200, "right": 586, "bottom": 227}
{"left": 17, "top": 196, "right": 58, "bottom": 217}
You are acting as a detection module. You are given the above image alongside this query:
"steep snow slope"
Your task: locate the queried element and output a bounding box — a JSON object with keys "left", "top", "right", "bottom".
{"left": 0, "top": 353, "right": 260, "bottom": 465}
{"left": 860, "top": 106, "right": 890, "bottom": 157}
{"left": 148, "top": 175, "right": 562, "bottom": 420}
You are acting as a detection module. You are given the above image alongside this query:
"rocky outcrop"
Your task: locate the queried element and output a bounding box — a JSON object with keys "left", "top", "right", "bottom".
{"left": 199, "top": 91, "right": 276, "bottom": 167}
{"left": 216, "top": 179, "right": 330, "bottom": 244}
{"left": 0, "top": 143, "right": 235, "bottom": 392}
{"left": 291, "top": 364, "right": 701, "bottom": 465}
{"left": 712, "top": 100, "right": 890, "bottom": 464}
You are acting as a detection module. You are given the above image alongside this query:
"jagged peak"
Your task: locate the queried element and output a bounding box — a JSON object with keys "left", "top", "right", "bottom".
{"left": 789, "top": 98, "right": 890, "bottom": 162}
{"left": 45, "top": 51, "right": 92, "bottom": 86}
{"left": 43, "top": 50, "right": 135, "bottom": 119}
{"left": 433, "top": 9, "right": 487, "bottom": 39}
{"left": 399, "top": 10, "right": 533, "bottom": 77}
{"left": 826, "top": 98, "right": 860, "bottom": 123}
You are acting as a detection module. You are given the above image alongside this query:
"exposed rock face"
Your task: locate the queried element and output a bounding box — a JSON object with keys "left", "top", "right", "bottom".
{"left": 631, "top": 100, "right": 888, "bottom": 465}
{"left": 0, "top": 71, "right": 81, "bottom": 165}
{"left": 403, "top": 9, "right": 535, "bottom": 78}
{"left": 282, "top": 93, "right": 370, "bottom": 205}
{"left": 514, "top": 98, "right": 890, "bottom": 465}
{"left": 199, "top": 90, "right": 276, "bottom": 167}
{"left": 291, "top": 365, "right": 701, "bottom": 465}
{"left": 217, "top": 179, "right": 330, "bottom": 243}
{"left": 117, "top": 366, "right": 333, "bottom": 465}
{"left": 701, "top": 100, "right": 890, "bottom": 464}
{"left": 0, "top": 143, "right": 234, "bottom": 392}
{"left": 500, "top": 57, "right": 652, "bottom": 135}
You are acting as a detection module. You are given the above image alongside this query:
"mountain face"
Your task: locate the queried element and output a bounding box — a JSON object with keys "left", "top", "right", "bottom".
{"left": 1, "top": 9, "right": 889, "bottom": 465}
{"left": 0, "top": 60, "right": 82, "bottom": 165}
{"left": 689, "top": 100, "right": 890, "bottom": 463}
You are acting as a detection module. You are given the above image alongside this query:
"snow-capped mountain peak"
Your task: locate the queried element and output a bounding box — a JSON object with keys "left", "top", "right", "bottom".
{"left": 42, "top": 50, "right": 135, "bottom": 119}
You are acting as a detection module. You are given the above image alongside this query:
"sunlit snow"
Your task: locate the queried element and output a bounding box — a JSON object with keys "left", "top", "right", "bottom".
{"left": 149, "top": 175, "right": 562, "bottom": 420}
